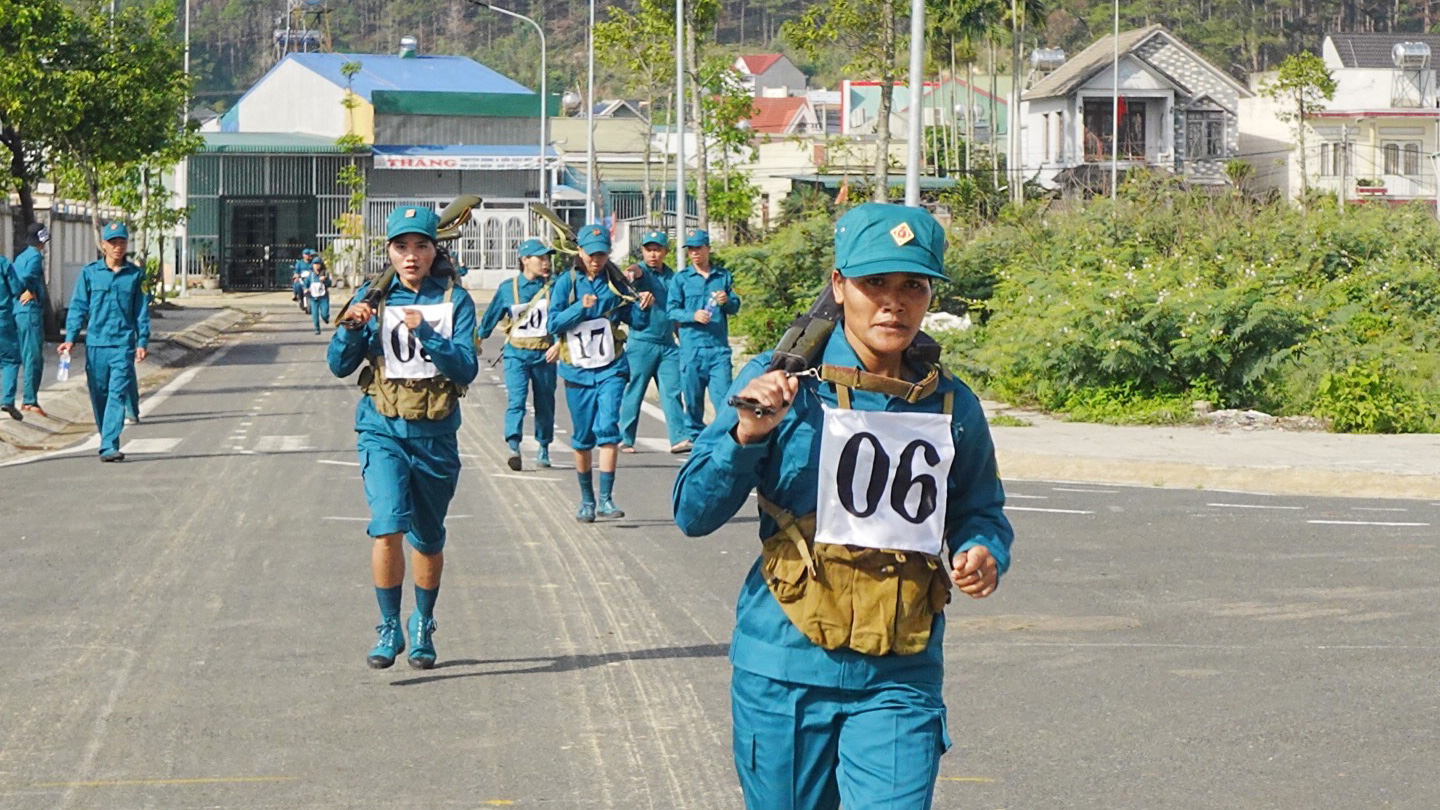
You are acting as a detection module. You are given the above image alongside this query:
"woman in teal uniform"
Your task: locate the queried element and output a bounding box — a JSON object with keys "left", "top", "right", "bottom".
{"left": 327, "top": 206, "right": 479, "bottom": 670}
{"left": 308, "top": 258, "right": 332, "bottom": 334}
{"left": 548, "top": 224, "right": 649, "bottom": 522}
{"left": 672, "top": 203, "right": 1013, "bottom": 810}
{"left": 477, "top": 238, "right": 559, "bottom": 471}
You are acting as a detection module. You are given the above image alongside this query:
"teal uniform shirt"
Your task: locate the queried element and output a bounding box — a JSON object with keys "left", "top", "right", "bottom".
{"left": 327, "top": 274, "right": 479, "bottom": 437}
{"left": 0, "top": 258, "right": 18, "bottom": 363}
{"left": 478, "top": 273, "right": 552, "bottom": 359}
{"left": 548, "top": 268, "right": 648, "bottom": 384}
{"left": 626, "top": 263, "right": 677, "bottom": 346}
{"left": 666, "top": 263, "right": 740, "bottom": 350}
{"left": 64, "top": 260, "right": 151, "bottom": 349}
{"left": 12, "top": 246, "right": 46, "bottom": 312}
{"left": 672, "top": 328, "right": 1012, "bottom": 689}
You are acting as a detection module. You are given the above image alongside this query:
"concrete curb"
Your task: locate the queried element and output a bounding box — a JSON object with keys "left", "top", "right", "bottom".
{"left": 996, "top": 450, "right": 1440, "bottom": 501}
{"left": 0, "top": 307, "right": 252, "bottom": 456}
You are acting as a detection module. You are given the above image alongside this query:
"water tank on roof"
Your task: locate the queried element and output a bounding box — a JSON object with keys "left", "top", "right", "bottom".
{"left": 1392, "top": 42, "right": 1431, "bottom": 69}
{"left": 1030, "top": 48, "right": 1067, "bottom": 72}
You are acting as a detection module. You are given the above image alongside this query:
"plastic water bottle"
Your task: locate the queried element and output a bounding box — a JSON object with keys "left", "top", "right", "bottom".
{"left": 56, "top": 348, "right": 71, "bottom": 382}
{"left": 704, "top": 292, "right": 719, "bottom": 318}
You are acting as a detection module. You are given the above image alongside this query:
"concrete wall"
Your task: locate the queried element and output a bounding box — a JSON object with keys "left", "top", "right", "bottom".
{"left": 234, "top": 61, "right": 349, "bottom": 138}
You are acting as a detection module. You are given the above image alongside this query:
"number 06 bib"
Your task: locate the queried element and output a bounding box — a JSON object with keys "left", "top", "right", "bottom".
{"left": 381, "top": 302, "right": 455, "bottom": 380}
{"left": 814, "top": 406, "right": 956, "bottom": 555}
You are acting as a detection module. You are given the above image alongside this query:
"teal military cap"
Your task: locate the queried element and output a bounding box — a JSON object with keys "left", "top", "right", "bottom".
{"left": 576, "top": 223, "right": 611, "bottom": 254}
{"left": 101, "top": 222, "right": 130, "bottom": 241}
{"left": 518, "top": 238, "right": 554, "bottom": 257}
{"left": 303, "top": 248, "right": 316, "bottom": 257}
{"left": 640, "top": 228, "right": 669, "bottom": 247}
{"left": 386, "top": 206, "right": 439, "bottom": 241}
{"left": 833, "top": 203, "right": 947, "bottom": 281}
{"left": 682, "top": 228, "right": 709, "bottom": 248}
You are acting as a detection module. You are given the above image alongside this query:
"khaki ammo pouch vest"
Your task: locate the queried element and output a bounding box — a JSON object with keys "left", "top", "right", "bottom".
{"left": 504, "top": 276, "right": 554, "bottom": 350}
{"left": 757, "top": 365, "right": 956, "bottom": 657}
{"left": 356, "top": 276, "right": 468, "bottom": 420}
{"left": 555, "top": 268, "right": 627, "bottom": 365}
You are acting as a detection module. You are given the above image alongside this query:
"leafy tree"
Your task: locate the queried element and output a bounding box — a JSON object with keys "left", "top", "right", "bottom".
{"left": 699, "top": 55, "right": 760, "bottom": 240}
{"left": 49, "top": 0, "right": 200, "bottom": 245}
{"left": 1262, "top": 51, "right": 1336, "bottom": 196}
{"left": 595, "top": 0, "right": 676, "bottom": 223}
{"left": 785, "top": 0, "right": 907, "bottom": 202}
{"left": 685, "top": 0, "right": 722, "bottom": 229}
{"left": 0, "top": 0, "right": 87, "bottom": 245}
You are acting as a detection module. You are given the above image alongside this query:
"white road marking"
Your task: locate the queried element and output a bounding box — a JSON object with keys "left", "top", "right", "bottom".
{"left": 1354, "top": 507, "right": 1408, "bottom": 512}
{"left": 318, "top": 459, "right": 360, "bottom": 467}
{"left": 1051, "top": 487, "right": 1118, "bottom": 494}
{"left": 1007, "top": 494, "right": 1049, "bottom": 500}
{"left": 0, "top": 343, "right": 235, "bottom": 467}
{"left": 321, "top": 516, "right": 369, "bottom": 522}
{"left": 120, "top": 438, "right": 183, "bottom": 454}
{"left": 255, "top": 435, "right": 314, "bottom": 452}
{"left": 1307, "top": 520, "right": 1429, "bottom": 527}
{"left": 1007, "top": 506, "right": 1095, "bottom": 515}
{"left": 490, "top": 473, "right": 561, "bottom": 482}
{"left": 1208, "top": 503, "right": 1305, "bottom": 510}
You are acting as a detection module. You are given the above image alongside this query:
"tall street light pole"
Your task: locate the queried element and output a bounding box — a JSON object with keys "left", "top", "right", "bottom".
{"left": 472, "top": 1, "right": 548, "bottom": 206}
{"left": 179, "top": 0, "right": 191, "bottom": 297}
{"left": 586, "top": 0, "right": 597, "bottom": 223}
{"left": 675, "top": 0, "right": 686, "bottom": 233}
{"left": 904, "top": 0, "right": 924, "bottom": 206}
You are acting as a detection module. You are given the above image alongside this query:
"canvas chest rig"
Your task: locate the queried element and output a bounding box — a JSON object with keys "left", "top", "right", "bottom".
{"left": 757, "top": 363, "right": 957, "bottom": 657}
{"left": 505, "top": 275, "right": 554, "bottom": 350}
{"left": 356, "top": 275, "right": 468, "bottom": 421}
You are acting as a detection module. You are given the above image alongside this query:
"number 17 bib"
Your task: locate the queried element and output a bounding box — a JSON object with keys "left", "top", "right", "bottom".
{"left": 814, "top": 406, "right": 956, "bottom": 555}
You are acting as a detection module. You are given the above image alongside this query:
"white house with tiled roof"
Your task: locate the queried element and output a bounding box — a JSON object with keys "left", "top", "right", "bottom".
{"left": 1022, "top": 24, "right": 1251, "bottom": 195}
{"left": 1274, "top": 33, "right": 1440, "bottom": 209}
{"left": 733, "top": 54, "right": 807, "bottom": 97}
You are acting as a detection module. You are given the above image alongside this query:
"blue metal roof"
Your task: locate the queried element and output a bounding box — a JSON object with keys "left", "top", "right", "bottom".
{"left": 284, "top": 52, "right": 533, "bottom": 101}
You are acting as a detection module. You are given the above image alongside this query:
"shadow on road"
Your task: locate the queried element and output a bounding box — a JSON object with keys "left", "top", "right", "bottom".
{"left": 389, "top": 641, "right": 729, "bottom": 687}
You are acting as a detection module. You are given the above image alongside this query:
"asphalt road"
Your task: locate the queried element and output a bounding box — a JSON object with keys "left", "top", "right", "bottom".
{"left": 1, "top": 307, "right": 1437, "bottom": 809}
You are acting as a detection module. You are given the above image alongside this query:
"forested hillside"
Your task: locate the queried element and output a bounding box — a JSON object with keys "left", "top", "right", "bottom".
{"left": 181, "top": 0, "right": 1440, "bottom": 109}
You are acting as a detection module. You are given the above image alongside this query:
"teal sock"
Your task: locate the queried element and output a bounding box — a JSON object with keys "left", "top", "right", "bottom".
{"left": 578, "top": 470, "right": 595, "bottom": 504}
{"left": 375, "top": 586, "right": 403, "bottom": 621}
{"left": 599, "top": 471, "right": 616, "bottom": 500}
{"left": 414, "top": 585, "right": 439, "bottom": 618}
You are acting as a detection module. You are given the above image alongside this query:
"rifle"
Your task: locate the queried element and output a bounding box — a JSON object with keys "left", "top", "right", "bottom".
{"left": 727, "top": 282, "right": 942, "bottom": 416}
{"left": 530, "top": 202, "right": 639, "bottom": 304}
{"left": 337, "top": 194, "right": 483, "bottom": 329}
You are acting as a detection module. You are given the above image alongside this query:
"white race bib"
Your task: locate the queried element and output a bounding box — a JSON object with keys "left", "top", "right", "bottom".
{"left": 381, "top": 302, "right": 455, "bottom": 380}
{"left": 565, "top": 317, "right": 617, "bottom": 369}
{"left": 509, "top": 298, "right": 549, "bottom": 340}
{"left": 814, "top": 406, "right": 956, "bottom": 556}
{"left": 310, "top": 280, "right": 327, "bottom": 298}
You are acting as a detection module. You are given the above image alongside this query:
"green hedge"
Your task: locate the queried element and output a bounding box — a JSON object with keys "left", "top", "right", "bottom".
{"left": 949, "top": 183, "right": 1440, "bottom": 432}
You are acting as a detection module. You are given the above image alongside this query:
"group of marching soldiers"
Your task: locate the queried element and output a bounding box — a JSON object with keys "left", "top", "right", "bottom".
{"left": 328, "top": 202, "right": 1013, "bottom": 810}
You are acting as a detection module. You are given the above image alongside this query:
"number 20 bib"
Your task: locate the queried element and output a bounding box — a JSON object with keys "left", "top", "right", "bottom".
{"left": 509, "top": 298, "right": 549, "bottom": 340}
{"left": 814, "top": 406, "right": 956, "bottom": 556}
{"left": 381, "top": 302, "right": 455, "bottom": 380}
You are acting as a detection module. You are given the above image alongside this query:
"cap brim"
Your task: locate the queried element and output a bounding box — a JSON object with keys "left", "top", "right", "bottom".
{"left": 577, "top": 240, "right": 611, "bottom": 254}
{"left": 838, "top": 258, "right": 948, "bottom": 281}
{"left": 387, "top": 227, "right": 435, "bottom": 241}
